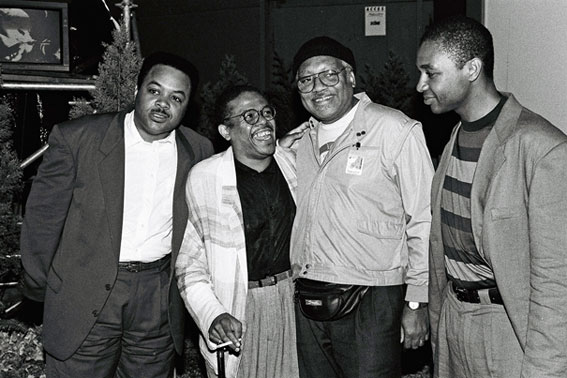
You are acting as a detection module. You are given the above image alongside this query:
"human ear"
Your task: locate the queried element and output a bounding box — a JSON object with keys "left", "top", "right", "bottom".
{"left": 350, "top": 71, "right": 356, "bottom": 88}
{"left": 347, "top": 68, "right": 356, "bottom": 88}
{"left": 466, "top": 57, "right": 483, "bottom": 82}
{"left": 218, "top": 124, "right": 231, "bottom": 141}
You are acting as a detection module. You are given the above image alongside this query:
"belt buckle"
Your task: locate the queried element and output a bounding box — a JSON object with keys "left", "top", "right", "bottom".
{"left": 260, "top": 275, "right": 276, "bottom": 287}
{"left": 130, "top": 263, "right": 142, "bottom": 273}
{"left": 452, "top": 283, "right": 470, "bottom": 303}
{"left": 454, "top": 286, "right": 466, "bottom": 302}
{"left": 122, "top": 262, "right": 141, "bottom": 272}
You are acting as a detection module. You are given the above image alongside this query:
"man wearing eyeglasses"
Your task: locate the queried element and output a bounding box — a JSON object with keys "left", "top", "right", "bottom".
{"left": 176, "top": 85, "right": 299, "bottom": 378}
{"left": 279, "top": 36, "right": 434, "bottom": 377}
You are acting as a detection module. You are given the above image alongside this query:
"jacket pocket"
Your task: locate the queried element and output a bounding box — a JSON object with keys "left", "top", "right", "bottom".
{"left": 357, "top": 220, "right": 404, "bottom": 239}
{"left": 490, "top": 206, "right": 521, "bottom": 220}
{"left": 46, "top": 267, "right": 63, "bottom": 293}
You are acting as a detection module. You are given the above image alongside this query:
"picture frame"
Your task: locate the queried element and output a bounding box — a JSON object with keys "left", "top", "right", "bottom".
{"left": 0, "top": 0, "right": 69, "bottom": 72}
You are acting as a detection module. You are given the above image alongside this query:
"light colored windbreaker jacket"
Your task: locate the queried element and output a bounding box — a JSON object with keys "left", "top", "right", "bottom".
{"left": 278, "top": 92, "right": 433, "bottom": 302}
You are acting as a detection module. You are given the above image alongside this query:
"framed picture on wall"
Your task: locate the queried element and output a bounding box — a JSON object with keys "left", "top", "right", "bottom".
{"left": 0, "top": 0, "right": 69, "bottom": 72}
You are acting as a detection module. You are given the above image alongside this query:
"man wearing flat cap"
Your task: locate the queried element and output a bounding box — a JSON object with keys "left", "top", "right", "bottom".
{"left": 278, "top": 36, "right": 434, "bottom": 377}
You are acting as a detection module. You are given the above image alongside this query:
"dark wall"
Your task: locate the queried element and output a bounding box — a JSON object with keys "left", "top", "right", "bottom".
{"left": 12, "top": 0, "right": 478, "bottom": 164}
{"left": 134, "top": 0, "right": 434, "bottom": 94}
{"left": 132, "top": 0, "right": 478, "bottom": 94}
{"left": 271, "top": 1, "right": 433, "bottom": 86}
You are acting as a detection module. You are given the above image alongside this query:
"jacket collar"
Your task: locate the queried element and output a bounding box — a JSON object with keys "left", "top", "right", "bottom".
{"left": 487, "top": 93, "right": 523, "bottom": 145}
{"left": 307, "top": 92, "right": 371, "bottom": 163}
{"left": 98, "top": 112, "right": 127, "bottom": 258}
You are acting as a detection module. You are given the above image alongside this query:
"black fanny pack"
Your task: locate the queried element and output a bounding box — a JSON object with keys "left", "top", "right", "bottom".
{"left": 295, "top": 278, "right": 369, "bottom": 321}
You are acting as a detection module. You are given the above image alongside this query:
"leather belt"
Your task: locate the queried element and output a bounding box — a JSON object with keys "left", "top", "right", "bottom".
{"left": 248, "top": 270, "right": 292, "bottom": 289}
{"left": 118, "top": 254, "right": 170, "bottom": 273}
{"left": 452, "top": 281, "right": 503, "bottom": 305}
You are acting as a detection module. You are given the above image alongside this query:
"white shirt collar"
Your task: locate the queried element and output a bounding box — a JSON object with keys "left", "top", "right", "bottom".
{"left": 124, "top": 110, "right": 176, "bottom": 147}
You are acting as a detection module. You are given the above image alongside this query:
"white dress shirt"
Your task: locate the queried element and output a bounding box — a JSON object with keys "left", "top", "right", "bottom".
{"left": 119, "top": 111, "right": 177, "bottom": 262}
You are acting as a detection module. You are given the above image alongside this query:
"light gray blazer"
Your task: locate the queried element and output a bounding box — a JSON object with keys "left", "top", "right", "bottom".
{"left": 429, "top": 94, "right": 567, "bottom": 377}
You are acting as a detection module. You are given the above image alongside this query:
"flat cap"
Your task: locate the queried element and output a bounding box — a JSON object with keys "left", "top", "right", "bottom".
{"left": 292, "top": 36, "right": 356, "bottom": 77}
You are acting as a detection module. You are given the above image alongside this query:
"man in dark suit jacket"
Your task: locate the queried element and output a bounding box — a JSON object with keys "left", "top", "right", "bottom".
{"left": 20, "top": 51, "right": 213, "bottom": 377}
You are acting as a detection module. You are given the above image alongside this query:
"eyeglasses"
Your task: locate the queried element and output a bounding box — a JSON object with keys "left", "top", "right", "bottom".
{"left": 223, "top": 105, "right": 276, "bottom": 125}
{"left": 296, "top": 67, "right": 347, "bottom": 93}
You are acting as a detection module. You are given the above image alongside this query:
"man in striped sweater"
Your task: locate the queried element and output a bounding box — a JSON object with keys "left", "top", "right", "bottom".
{"left": 417, "top": 16, "right": 567, "bottom": 378}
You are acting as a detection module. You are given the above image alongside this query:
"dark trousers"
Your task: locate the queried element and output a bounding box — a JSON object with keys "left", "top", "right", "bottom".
{"left": 295, "top": 285, "right": 404, "bottom": 378}
{"left": 46, "top": 259, "right": 175, "bottom": 378}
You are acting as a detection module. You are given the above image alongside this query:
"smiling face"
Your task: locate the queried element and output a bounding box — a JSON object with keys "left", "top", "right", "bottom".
{"left": 297, "top": 55, "right": 355, "bottom": 124}
{"left": 416, "top": 41, "right": 472, "bottom": 116}
{"left": 219, "top": 91, "right": 276, "bottom": 170}
{"left": 133, "top": 64, "right": 191, "bottom": 142}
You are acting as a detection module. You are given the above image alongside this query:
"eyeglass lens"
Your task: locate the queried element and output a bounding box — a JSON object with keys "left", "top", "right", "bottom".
{"left": 243, "top": 106, "right": 276, "bottom": 125}
{"left": 297, "top": 69, "right": 344, "bottom": 93}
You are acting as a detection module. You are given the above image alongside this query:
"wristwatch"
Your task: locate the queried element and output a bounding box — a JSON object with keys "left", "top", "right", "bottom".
{"left": 406, "top": 301, "right": 428, "bottom": 310}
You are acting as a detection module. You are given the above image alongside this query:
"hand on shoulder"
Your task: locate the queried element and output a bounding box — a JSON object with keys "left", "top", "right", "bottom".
{"left": 278, "top": 121, "right": 310, "bottom": 148}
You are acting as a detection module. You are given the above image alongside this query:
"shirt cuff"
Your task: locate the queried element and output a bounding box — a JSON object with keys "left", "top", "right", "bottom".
{"left": 405, "top": 284, "right": 428, "bottom": 303}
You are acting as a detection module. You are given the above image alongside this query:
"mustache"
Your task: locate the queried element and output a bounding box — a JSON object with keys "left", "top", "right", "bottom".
{"left": 311, "top": 91, "right": 332, "bottom": 100}
{"left": 151, "top": 107, "right": 169, "bottom": 116}
{"left": 258, "top": 122, "right": 275, "bottom": 131}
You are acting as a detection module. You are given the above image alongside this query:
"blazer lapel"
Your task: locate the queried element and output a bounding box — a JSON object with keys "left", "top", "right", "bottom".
{"left": 469, "top": 131, "right": 505, "bottom": 262}
{"left": 469, "top": 94, "right": 522, "bottom": 263}
{"left": 219, "top": 147, "right": 243, "bottom": 225}
{"left": 218, "top": 148, "right": 248, "bottom": 283}
{"left": 98, "top": 112, "right": 126, "bottom": 259}
{"left": 171, "top": 130, "right": 196, "bottom": 259}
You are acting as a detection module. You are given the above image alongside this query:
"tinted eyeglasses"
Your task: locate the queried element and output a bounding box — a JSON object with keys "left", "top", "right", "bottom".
{"left": 223, "top": 105, "right": 276, "bottom": 125}
{"left": 296, "top": 67, "right": 347, "bottom": 93}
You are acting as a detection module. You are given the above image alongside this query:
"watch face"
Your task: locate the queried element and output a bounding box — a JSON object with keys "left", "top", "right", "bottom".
{"left": 408, "top": 301, "right": 419, "bottom": 310}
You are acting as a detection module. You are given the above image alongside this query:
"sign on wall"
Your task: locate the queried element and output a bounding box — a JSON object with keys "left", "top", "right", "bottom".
{"left": 365, "top": 6, "right": 386, "bottom": 36}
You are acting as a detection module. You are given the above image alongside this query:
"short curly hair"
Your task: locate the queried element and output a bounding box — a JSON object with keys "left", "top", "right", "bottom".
{"left": 420, "top": 16, "right": 494, "bottom": 79}
{"left": 137, "top": 51, "right": 198, "bottom": 90}
{"left": 214, "top": 85, "right": 266, "bottom": 127}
